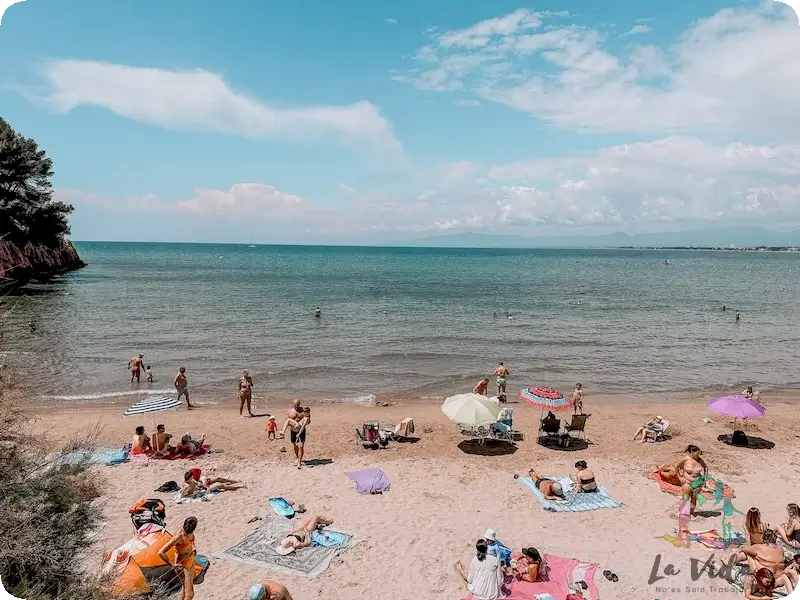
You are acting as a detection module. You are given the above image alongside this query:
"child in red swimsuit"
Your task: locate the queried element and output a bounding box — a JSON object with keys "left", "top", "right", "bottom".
{"left": 266, "top": 416, "right": 277, "bottom": 440}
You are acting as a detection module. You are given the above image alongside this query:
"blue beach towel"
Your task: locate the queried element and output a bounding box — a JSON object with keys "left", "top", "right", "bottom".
{"left": 519, "top": 476, "right": 622, "bottom": 512}
{"left": 311, "top": 530, "right": 348, "bottom": 548}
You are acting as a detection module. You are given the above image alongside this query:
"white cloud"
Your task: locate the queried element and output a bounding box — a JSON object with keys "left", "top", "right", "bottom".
{"left": 394, "top": 4, "right": 800, "bottom": 138}
{"left": 60, "top": 137, "right": 800, "bottom": 241}
{"left": 622, "top": 24, "right": 651, "bottom": 36}
{"left": 385, "top": 17, "right": 398, "bottom": 24}
{"left": 36, "top": 60, "right": 404, "bottom": 160}
{"left": 339, "top": 183, "right": 355, "bottom": 194}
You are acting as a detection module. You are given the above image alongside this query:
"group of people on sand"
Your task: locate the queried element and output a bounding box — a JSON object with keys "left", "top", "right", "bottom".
{"left": 128, "top": 353, "right": 193, "bottom": 408}
{"left": 732, "top": 505, "right": 800, "bottom": 597}
{"left": 131, "top": 425, "right": 205, "bottom": 457}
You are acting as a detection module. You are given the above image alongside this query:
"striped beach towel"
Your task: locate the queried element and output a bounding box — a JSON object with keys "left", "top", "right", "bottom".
{"left": 519, "top": 476, "right": 622, "bottom": 512}
{"left": 123, "top": 396, "right": 181, "bottom": 417}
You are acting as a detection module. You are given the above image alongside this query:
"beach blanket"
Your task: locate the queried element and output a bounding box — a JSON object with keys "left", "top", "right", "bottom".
{"left": 219, "top": 517, "right": 352, "bottom": 578}
{"left": 691, "top": 529, "right": 745, "bottom": 549}
{"left": 646, "top": 468, "right": 735, "bottom": 499}
{"left": 519, "top": 476, "right": 622, "bottom": 512}
{"left": 153, "top": 444, "right": 213, "bottom": 461}
{"left": 465, "top": 555, "right": 599, "bottom": 600}
{"left": 173, "top": 491, "right": 220, "bottom": 504}
{"left": 49, "top": 446, "right": 128, "bottom": 469}
{"left": 346, "top": 469, "right": 390, "bottom": 494}
{"left": 311, "top": 530, "right": 348, "bottom": 548}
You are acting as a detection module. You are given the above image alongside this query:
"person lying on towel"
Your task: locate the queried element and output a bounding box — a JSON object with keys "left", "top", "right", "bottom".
{"left": 176, "top": 433, "right": 205, "bottom": 454}
{"left": 528, "top": 467, "right": 566, "bottom": 501}
{"left": 274, "top": 515, "right": 334, "bottom": 555}
{"left": 181, "top": 470, "right": 245, "bottom": 498}
{"left": 248, "top": 580, "right": 294, "bottom": 600}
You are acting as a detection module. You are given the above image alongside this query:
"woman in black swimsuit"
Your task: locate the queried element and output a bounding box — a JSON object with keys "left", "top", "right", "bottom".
{"left": 572, "top": 460, "right": 598, "bottom": 493}
{"left": 275, "top": 515, "right": 333, "bottom": 555}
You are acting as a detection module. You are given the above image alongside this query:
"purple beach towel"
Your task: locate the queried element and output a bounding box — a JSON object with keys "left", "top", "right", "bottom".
{"left": 346, "top": 469, "right": 390, "bottom": 495}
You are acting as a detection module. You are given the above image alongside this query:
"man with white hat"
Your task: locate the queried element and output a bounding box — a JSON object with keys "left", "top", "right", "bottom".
{"left": 247, "top": 580, "right": 293, "bottom": 600}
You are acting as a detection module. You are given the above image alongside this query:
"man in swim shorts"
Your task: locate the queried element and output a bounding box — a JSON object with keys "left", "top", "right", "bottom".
{"left": 128, "top": 354, "right": 145, "bottom": 383}
{"left": 281, "top": 407, "right": 310, "bottom": 469}
{"left": 174, "top": 367, "right": 193, "bottom": 409}
{"left": 238, "top": 370, "right": 255, "bottom": 417}
{"left": 493, "top": 362, "right": 510, "bottom": 396}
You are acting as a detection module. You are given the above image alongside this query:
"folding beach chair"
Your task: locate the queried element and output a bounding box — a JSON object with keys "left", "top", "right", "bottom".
{"left": 644, "top": 419, "right": 670, "bottom": 442}
{"left": 564, "top": 414, "right": 589, "bottom": 444}
{"left": 356, "top": 422, "right": 384, "bottom": 449}
{"left": 537, "top": 417, "right": 562, "bottom": 443}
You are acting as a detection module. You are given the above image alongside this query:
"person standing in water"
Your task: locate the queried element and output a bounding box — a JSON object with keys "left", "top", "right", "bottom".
{"left": 493, "top": 362, "right": 510, "bottom": 396}
{"left": 736, "top": 310, "right": 740, "bottom": 322}
{"left": 128, "top": 354, "right": 145, "bottom": 383}
{"left": 175, "top": 367, "right": 193, "bottom": 409}
{"left": 238, "top": 370, "right": 255, "bottom": 418}
{"left": 314, "top": 307, "right": 321, "bottom": 318}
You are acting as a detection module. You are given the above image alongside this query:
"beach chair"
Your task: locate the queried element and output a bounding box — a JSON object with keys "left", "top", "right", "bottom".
{"left": 490, "top": 408, "right": 518, "bottom": 443}
{"left": 356, "top": 422, "right": 382, "bottom": 449}
{"left": 564, "top": 414, "right": 589, "bottom": 443}
{"left": 644, "top": 419, "right": 671, "bottom": 442}
{"left": 538, "top": 417, "right": 562, "bottom": 443}
{"left": 383, "top": 417, "right": 415, "bottom": 441}
{"left": 458, "top": 424, "right": 490, "bottom": 444}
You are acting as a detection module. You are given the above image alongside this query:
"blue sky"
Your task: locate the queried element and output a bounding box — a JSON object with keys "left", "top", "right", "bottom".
{"left": 1, "top": 0, "right": 799, "bottom": 243}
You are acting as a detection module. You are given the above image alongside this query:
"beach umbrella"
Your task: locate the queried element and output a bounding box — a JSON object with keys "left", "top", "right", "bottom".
{"left": 442, "top": 393, "right": 501, "bottom": 427}
{"left": 707, "top": 395, "right": 766, "bottom": 420}
{"left": 519, "top": 386, "right": 573, "bottom": 411}
{"left": 124, "top": 396, "right": 182, "bottom": 427}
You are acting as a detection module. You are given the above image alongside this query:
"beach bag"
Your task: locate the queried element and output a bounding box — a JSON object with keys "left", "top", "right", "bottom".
{"left": 155, "top": 481, "right": 179, "bottom": 493}
{"left": 128, "top": 498, "right": 166, "bottom": 531}
{"left": 731, "top": 430, "right": 748, "bottom": 446}
{"left": 193, "top": 555, "right": 210, "bottom": 584}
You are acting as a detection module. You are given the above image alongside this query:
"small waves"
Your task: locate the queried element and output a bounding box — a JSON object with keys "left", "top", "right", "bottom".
{"left": 317, "top": 394, "right": 377, "bottom": 405}
{"left": 41, "top": 388, "right": 175, "bottom": 401}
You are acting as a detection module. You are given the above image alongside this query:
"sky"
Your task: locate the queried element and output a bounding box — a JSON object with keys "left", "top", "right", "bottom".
{"left": 1, "top": 0, "right": 799, "bottom": 244}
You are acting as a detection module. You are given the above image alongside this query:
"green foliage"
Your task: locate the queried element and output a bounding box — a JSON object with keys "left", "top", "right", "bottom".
{"left": 0, "top": 118, "right": 74, "bottom": 248}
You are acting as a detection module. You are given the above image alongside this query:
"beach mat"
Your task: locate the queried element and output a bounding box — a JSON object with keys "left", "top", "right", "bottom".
{"left": 346, "top": 469, "right": 390, "bottom": 494}
{"left": 174, "top": 491, "right": 220, "bottom": 504}
{"left": 717, "top": 434, "right": 776, "bottom": 450}
{"left": 519, "top": 476, "right": 622, "bottom": 512}
{"left": 153, "top": 444, "right": 213, "bottom": 461}
{"left": 218, "top": 517, "right": 352, "bottom": 578}
{"left": 466, "top": 554, "right": 599, "bottom": 600}
{"left": 645, "top": 468, "right": 735, "bottom": 499}
{"left": 269, "top": 498, "right": 295, "bottom": 518}
{"left": 49, "top": 446, "right": 128, "bottom": 469}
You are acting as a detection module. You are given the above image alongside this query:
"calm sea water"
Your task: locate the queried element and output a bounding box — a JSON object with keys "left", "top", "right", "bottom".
{"left": 2, "top": 242, "right": 799, "bottom": 406}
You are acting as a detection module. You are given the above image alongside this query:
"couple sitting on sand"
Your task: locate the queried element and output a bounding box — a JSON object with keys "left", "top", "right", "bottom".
{"left": 743, "top": 505, "right": 800, "bottom": 549}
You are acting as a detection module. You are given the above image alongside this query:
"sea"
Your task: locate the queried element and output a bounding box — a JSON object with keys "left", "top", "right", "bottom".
{"left": 1, "top": 242, "right": 799, "bottom": 407}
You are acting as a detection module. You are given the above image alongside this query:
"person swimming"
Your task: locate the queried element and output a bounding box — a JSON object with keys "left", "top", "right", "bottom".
{"left": 314, "top": 307, "right": 321, "bottom": 318}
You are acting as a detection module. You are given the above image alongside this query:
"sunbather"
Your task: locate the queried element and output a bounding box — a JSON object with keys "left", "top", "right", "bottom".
{"left": 515, "top": 547, "right": 546, "bottom": 582}
{"left": 181, "top": 470, "right": 245, "bottom": 497}
{"left": 527, "top": 468, "right": 565, "bottom": 501}
{"left": 777, "top": 504, "right": 800, "bottom": 549}
{"left": 572, "top": 460, "right": 598, "bottom": 493}
{"left": 131, "top": 426, "right": 152, "bottom": 455}
{"left": 743, "top": 568, "right": 775, "bottom": 600}
{"left": 176, "top": 433, "right": 205, "bottom": 454}
{"left": 785, "top": 555, "right": 800, "bottom": 588}
{"left": 733, "top": 529, "right": 795, "bottom": 593}
{"left": 744, "top": 508, "right": 766, "bottom": 546}
{"left": 275, "top": 514, "right": 334, "bottom": 555}
{"left": 659, "top": 445, "right": 708, "bottom": 516}
{"left": 248, "top": 580, "right": 294, "bottom": 600}
{"left": 632, "top": 416, "right": 664, "bottom": 442}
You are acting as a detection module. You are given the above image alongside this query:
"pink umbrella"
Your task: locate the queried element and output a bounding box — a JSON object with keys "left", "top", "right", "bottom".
{"left": 707, "top": 395, "right": 766, "bottom": 420}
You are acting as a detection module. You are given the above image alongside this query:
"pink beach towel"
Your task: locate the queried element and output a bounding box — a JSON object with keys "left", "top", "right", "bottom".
{"left": 465, "top": 555, "right": 599, "bottom": 600}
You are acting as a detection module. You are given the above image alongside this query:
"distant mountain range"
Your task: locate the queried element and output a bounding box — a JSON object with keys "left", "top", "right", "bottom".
{"left": 399, "top": 227, "right": 800, "bottom": 249}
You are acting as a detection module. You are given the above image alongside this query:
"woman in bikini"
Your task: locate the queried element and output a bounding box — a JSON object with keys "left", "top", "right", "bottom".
{"left": 743, "top": 507, "right": 766, "bottom": 546}
{"left": 735, "top": 529, "right": 795, "bottom": 594}
{"left": 275, "top": 515, "right": 334, "bottom": 555}
{"left": 777, "top": 503, "right": 800, "bottom": 549}
{"left": 660, "top": 445, "right": 707, "bottom": 516}
{"left": 571, "top": 460, "right": 598, "bottom": 493}
{"left": 181, "top": 470, "right": 246, "bottom": 498}
{"left": 515, "top": 547, "right": 546, "bottom": 582}
{"left": 159, "top": 517, "right": 198, "bottom": 600}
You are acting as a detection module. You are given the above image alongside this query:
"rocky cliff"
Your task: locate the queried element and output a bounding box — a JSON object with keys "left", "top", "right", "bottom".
{"left": 0, "top": 239, "right": 86, "bottom": 291}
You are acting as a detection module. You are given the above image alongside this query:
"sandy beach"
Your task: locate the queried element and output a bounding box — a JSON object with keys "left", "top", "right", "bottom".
{"left": 33, "top": 391, "right": 800, "bottom": 600}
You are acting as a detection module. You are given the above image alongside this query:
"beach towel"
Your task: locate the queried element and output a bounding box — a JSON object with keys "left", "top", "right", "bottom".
{"left": 311, "top": 530, "right": 348, "bottom": 548}
{"left": 173, "top": 491, "right": 220, "bottom": 504}
{"left": 49, "top": 446, "right": 128, "bottom": 469}
{"left": 346, "top": 469, "right": 390, "bottom": 494}
{"left": 519, "top": 476, "right": 622, "bottom": 512}
{"left": 690, "top": 529, "right": 745, "bottom": 549}
{"left": 153, "top": 444, "right": 213, "bottom": 460}
{"left": 646, "top": 468, "right": 735, "bottom": 499}
{"left": 218, "top": 517, "right": 352, "bottom": 578}
{"left": 465, "top": 554, "right": 599, "bottom": 600}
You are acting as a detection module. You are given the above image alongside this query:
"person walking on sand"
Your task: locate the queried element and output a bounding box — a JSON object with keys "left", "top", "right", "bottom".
{"left": 493, "top": 362, "right": 510, "bottom": 396}
{"left": 238, "top": 370, "right": 255, "bottom": 417}
{"left": 128, "top": 354, "right": 145, "bottom": 383}
{"left": 572, "top": 383, "right": 584, "bottom": 414}
{"left": 159, "top": 516, "right": 198, "bottom": 600}
{"left": 174, "top": 367, "right": 193, "bottom": 409}
{"left": 280, "top": 407, "right": 311, "bottom": 469}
